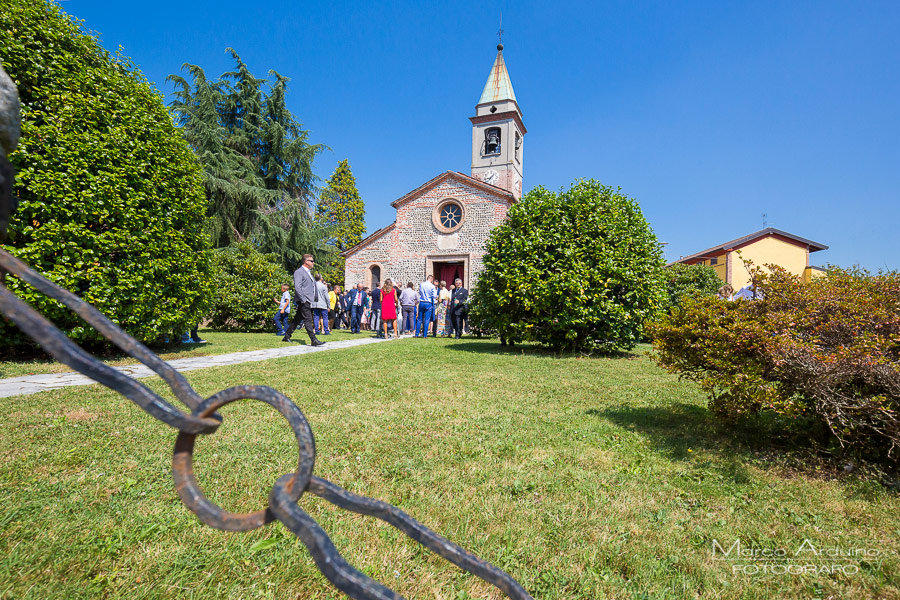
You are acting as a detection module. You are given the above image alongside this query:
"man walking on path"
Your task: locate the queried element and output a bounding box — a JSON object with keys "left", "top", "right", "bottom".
{"left": 416, "top": 275, "right": 437, "bottom": 338}
{"left": 282, "top": 254, "right": 325, "bottom": 346}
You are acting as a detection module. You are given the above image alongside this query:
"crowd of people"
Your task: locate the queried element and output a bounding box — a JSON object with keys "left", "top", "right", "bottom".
{"left": 274, "top": 254, "right": 470, "bottom": 345}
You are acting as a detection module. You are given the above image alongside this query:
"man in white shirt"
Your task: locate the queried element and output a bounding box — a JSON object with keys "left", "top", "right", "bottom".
{"left": 348, "top": 282, "right": 368, "bottom": 333}
{"left": 416, "top": 275, "right": 437, "bottom": 338}
{"left": 282, "top": 254, "right": 325, "bottom": 346}
{"left": 274, "top": 283, "right": 291, "bottom": 336}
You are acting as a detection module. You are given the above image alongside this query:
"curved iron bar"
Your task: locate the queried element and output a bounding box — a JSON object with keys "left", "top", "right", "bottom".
{"left": 0, "top": 252, "right": 219, "bottom": 434}
{"left": 306, "top": 476, "right": 534, "bottom": 600}
{"left": 0, "top": 246, "right": 535, "bottom": 599}
{"left": 0, "top": 249, "right": 205, "bottom": 411}
{"left": 270, "top": 474, "right": 403, "bottom": 600}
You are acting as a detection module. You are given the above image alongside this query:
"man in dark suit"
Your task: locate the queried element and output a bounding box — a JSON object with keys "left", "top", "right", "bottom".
{"left": 449, "top": 277, "right": 469, "bottom": 339}
{"left": 339, "top": 287, "right": 353, "bottom": 329}
{"left": 282, "top": 254, "right": 325, "bottom": 346}
{"left": 347, "top": 283, "right": 368, "bottom": 333}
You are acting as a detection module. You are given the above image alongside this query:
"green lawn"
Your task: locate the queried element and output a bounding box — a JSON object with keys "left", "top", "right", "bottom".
{"left": 0, "top": 337, "right": 897, "bottom": 599}
{"left": 0, "top": 329, "right": 365, "bottom": 379}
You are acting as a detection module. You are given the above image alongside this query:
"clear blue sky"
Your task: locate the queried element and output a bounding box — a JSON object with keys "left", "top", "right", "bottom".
{"left": 61, "top": 0, "right": 899, "bottom": 270}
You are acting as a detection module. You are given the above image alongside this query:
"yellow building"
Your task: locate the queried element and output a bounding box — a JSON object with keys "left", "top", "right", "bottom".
{"left": 673, "top": 228, "right": 828, "bottom": 291}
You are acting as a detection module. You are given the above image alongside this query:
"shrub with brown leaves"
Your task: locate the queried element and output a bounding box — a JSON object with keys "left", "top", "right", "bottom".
{"left": 650, "top": 266, "right": 900, "bottom": 463}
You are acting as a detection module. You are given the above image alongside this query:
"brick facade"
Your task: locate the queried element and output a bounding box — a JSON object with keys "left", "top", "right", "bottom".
{"left": 343, "top": 172, "right": 513, "bottom": 290}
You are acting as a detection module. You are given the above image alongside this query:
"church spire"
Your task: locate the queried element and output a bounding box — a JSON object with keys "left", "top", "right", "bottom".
{"left": 470, "top": 42, "right": 526, "bottom": 199}
{"left": 478, "top": 44, "right": 517, "bottom": 105}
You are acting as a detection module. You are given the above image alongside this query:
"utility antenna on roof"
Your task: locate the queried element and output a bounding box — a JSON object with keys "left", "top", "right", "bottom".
{"left": 762, "top": 212, "right": 768, "bottom": 228}
{"left": 497, "top": 13, "right": 504, "bottom": 49}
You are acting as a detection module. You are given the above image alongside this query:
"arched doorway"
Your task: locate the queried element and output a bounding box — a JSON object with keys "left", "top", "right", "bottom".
{"left": 369, "top": 265, "right": 381, "bottom": 288}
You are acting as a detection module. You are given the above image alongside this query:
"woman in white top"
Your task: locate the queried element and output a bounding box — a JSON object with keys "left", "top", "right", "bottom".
{"left": 436, "top": 280, "right": 452, "bottom": 336}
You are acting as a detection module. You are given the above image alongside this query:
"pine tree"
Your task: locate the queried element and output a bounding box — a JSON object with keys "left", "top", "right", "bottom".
{"left": 316, "top": 160, "right": 365, "bottom": 286}
{"left": 167, "top": 51, "right": 332, "bottom": 273}
{"left": 167, "top": 62, "right": 271, "bottom": 248}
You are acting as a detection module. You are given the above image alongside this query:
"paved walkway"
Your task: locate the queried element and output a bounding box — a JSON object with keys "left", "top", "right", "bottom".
{"left": 0, "top": 335, "right": 398, "bottom": 399}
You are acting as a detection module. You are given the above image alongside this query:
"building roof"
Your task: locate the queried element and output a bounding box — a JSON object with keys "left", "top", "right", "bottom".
{"left": 674, "top": 227, "right": 829, "bottom": 265}
{"left": 340, "top": 222, "right": 396, "bottom": 258}
{"left": 389, "top": 170, "right": 515, "bottom": 209}
{"left": 478, "top": 45, "right": 517, "bottom": 105}
{"left": 343, "top": 171, "right": 515, "bottom": 259}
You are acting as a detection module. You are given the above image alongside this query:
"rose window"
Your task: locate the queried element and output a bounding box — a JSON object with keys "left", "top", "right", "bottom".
{"left": 439, "top": 204, "right": 462, "bottom": 229}
{"left": 432, "top": 199, "right": 465, "bottom": 233}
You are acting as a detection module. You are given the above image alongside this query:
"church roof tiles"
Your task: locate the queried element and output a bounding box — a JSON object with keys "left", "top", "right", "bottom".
{"left": 389, "top": 171, "right": 514, "bottom": 209}
{"left": 342, "top": 172, "right": 514, "bottom": 259}
{"left": 340, "top": 222, "right": 395, "bottom": 258}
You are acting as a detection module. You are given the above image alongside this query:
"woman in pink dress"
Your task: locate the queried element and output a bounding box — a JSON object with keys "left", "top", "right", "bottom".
{"left": 381, "top": 278, "right": 399, "bottom": 339}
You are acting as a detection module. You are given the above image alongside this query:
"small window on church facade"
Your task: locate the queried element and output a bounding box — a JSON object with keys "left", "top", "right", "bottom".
{"left": 484, "top": 127, "right": 501, "bottom": 155}
{"left": 515, "top": 131, "right": 521, "bottom": 163}
{"left": 432, "top": 199, "right": 465, "bottom": 234}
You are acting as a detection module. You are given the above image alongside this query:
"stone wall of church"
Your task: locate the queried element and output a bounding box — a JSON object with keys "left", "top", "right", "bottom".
{"left": 344, "top": 176, "right": 510, "bottom": 291}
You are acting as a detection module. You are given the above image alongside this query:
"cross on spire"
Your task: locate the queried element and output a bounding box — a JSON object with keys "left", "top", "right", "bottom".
{"left": 497, "top": 14, "right": 504, "bottom": 49}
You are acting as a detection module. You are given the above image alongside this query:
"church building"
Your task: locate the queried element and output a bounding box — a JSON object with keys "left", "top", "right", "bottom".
{"left": 342, "top": 43, "right": 525, "bottom": 290}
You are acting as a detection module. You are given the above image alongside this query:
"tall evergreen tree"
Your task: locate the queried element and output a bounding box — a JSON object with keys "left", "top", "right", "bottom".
{"left": 168, "top": 62, "right": 271, "bottom": 247}
{"left": 316, "top": 160, "right": 365, "bottom": 286}
{"left": 167, "top": 51, "right": 332, "bottom": 273}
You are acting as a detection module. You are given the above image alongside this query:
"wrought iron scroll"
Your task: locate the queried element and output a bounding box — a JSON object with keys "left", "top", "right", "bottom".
{"left": 0, "top": 249, "right": 534, "bottom": 600}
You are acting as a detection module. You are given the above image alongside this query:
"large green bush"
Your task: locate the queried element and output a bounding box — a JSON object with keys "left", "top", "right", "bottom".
{"left": 206, "top": 243, "right": 288, "bottom": 332}
{"left": 0, "top": 0, "right": 212, "bottom": 352}
{"left": 664, "top": 262, "right": 722, "bottom": 309}
{"left": 472, "top": 179, "right": 666, "bottom": 352}
{"left": 650, "top": 267, "right": 900, "bottom": 464}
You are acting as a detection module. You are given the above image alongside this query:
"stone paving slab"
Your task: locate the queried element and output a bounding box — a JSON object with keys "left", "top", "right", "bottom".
{"left": 0, "top": 335, "right": 398, "bottom": 399}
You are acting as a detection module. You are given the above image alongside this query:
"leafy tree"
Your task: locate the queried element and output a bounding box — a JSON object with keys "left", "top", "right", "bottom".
{"left": 167, "top": 52, "right": 332, "bottom": 273}
{"left": 472, "top": 179, "right": 666, "bottom": 353}
{"left": 206, "top": 242, "right": 288, "bottom": 331}
{"left": 664, "top": 263, "right": 722, "bottom": 309}
{"left": 0, "top": 0, "right": 213, "bottom": 352}
{"left": 315, "top": 159, "right": 365, "bottom": 286}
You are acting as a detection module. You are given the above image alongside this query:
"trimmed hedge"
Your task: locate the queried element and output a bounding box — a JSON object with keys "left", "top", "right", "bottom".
{"left": 206, "top": 243, "right": 288, "bottom": 332}
{"left": 650, "top": 266, "right": 900, "bottom": 464}
{"left": 471, "top": 179, "right": 666, "bottom": 352}
{"left": 0, "top": 0, "right": 212, "bottom": 352}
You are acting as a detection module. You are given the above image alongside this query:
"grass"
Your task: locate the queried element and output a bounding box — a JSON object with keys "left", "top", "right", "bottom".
{"left": 0, "top": 336, "right": 898, "bottom": 599}
{"left": 0, "top": 329, "right": 364, "bottom": 379}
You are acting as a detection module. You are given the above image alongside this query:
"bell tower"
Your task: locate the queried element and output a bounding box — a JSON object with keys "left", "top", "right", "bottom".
{"left": 470, "top": 43, "right": 525, "bottom": 199}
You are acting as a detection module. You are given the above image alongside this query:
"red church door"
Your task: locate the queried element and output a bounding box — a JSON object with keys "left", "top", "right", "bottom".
{"left": 435, "top": 262, "right": 464, "bottom": 287}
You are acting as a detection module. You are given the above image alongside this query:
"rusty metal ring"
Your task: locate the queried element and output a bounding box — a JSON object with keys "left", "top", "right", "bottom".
{"left": 172, "top": 385, "right": 316, "bottom": 531}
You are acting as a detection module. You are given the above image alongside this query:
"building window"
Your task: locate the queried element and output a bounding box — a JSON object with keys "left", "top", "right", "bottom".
{"left": 484, "top": 127, "right": 501, "bottom": 155}
{"left": 515, "top": 131, "right": 521, "bottom": 162}
{"left": 439, "top": 204, "right": 462, "bottom": 229}
{"left": 432, "top": 199, "right": 465, "bottom": 234}
{"left": 710, "top": 257, "right": 718, "bottom": 265}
